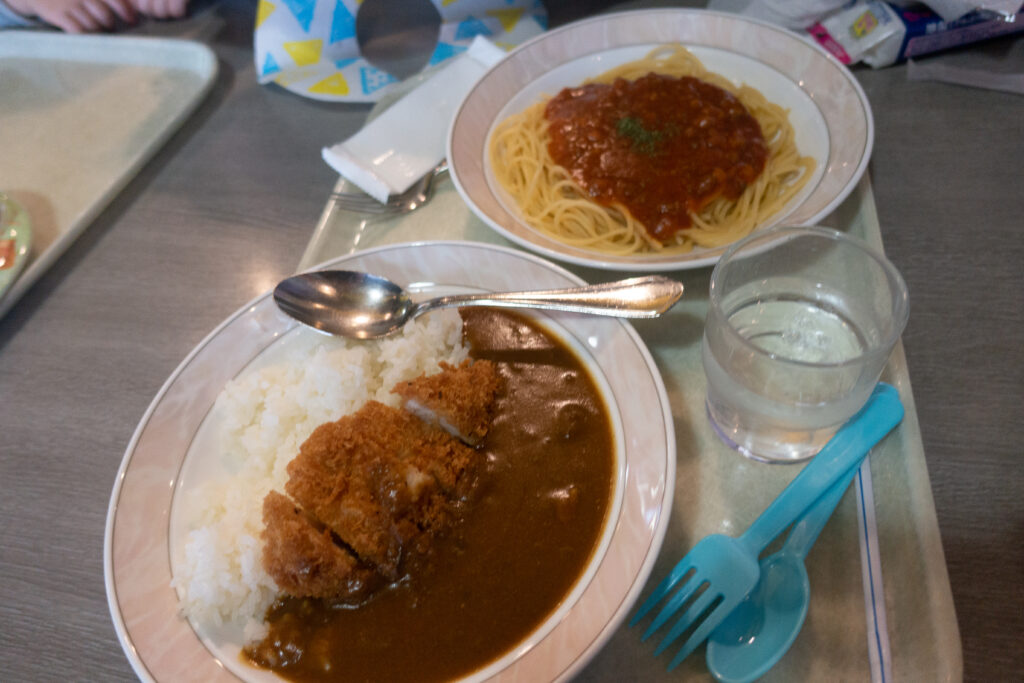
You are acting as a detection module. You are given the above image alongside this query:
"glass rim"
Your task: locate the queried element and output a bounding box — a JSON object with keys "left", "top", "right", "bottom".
{"left": 707, "top": 225, "right": 910, "bottom": 369}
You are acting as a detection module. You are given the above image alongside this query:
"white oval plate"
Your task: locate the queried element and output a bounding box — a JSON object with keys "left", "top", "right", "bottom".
{"left": 105, "top": 241, "right": 675, "bottom": 682}
{"left": 448, "top": 9, "right": 873, "bottom": 271}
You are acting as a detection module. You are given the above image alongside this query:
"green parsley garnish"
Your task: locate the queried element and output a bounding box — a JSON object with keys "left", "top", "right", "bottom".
{"left": 616, "top": 116, "right": 665, "bottom": 155}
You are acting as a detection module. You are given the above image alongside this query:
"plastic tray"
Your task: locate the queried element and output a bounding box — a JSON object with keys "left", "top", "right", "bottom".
{"left": 0, "top": 32, "right": 217, "bottom": 317}
{"left": 297, "top": 173, "right": 962, "bottom": 682}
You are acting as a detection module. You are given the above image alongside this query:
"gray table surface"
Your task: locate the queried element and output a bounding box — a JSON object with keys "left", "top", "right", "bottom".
{"left": 1, "top": 1, "right": 1021, "bottom": 681}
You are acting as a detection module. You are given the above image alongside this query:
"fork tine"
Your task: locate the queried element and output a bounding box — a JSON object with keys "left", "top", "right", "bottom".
{"left": 630, "top": 557, "right": 697, "bottom": 626}
{"left": 330, "top": 192, "right": 373, "bottom": 202}
{"left": 339, "top": 202, "right": 397, "bottom": 215}
{"left": 354, "top": 204, "right": 394, "bottom": 215}
{"left": 642, "top": 575, "right": 705, "bottom": 640}
{"left": 332, "top": 200, "right": 381, "bottom": 210}
{"left": 665, "top": 599, "right": 731, "bottom": 671}
{"left": 332, "top": 196, "right": 389, "bottom": 212}
{"left": 652, "top": 587, "right": 720, "bottom": 657}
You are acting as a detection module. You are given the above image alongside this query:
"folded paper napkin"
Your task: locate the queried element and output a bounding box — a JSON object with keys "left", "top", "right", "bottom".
{"left": 321, "top": 36, "right": 504, "bottom": 202}
{"left": 254, "top": 0, "right": 546, "bottom": 103}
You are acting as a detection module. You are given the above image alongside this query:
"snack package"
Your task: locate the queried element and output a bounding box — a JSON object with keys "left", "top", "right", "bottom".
{"left": 808, "top": 0, "right": 1024, "bottom": 67}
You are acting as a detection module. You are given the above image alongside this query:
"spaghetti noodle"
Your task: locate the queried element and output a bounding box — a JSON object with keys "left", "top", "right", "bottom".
{"left": 489, "top": 46, "right": 816, "bottom": 254}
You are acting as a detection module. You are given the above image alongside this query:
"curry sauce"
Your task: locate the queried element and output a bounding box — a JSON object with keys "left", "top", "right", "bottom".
{"left": 244, "top": 308, "right": 616, "bottom": 682}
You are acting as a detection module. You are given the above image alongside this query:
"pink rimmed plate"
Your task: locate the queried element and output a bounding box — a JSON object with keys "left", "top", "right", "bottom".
{"left": 447, "top": 9, "right": 873, "bottom": 271}
{"left": 104, "top": 241, "right": 675, "bottom": 682}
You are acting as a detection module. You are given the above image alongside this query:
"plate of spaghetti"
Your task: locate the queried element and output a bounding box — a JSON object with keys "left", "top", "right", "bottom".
{"left": 447, "top": 9, "right": 873, "bottom": 271}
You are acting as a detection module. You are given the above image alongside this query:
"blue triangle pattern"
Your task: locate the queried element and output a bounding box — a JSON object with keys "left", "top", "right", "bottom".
{"left": 532, "top": 13, "right": 547, "bottom": 30}
{"left": 281, "top": 0, "right": 315, "bottom": 32}
{"left": 334, "top": 57, "right": 359, "bottom": 70}
{"left": 262, "top": 52, "right": 281, "bottom": 77}
{"left": 428, "top": 42, "right": 467, "bottom": 67}
{"left": 359, "top": 66, "right": 398, "bottom": 95}
{"left": 330, "top": 0, "right": 356, "bottom": 44}
{"left": 454, "top": 16, "right": 493, "bottom": 41}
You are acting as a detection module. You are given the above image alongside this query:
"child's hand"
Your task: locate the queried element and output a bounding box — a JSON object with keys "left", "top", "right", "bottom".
{"left": 6, "top": 0, "right": 191, "bottom": 31}
{"left": 131, "top": 0, "right": 188, "bottom": 19}
{"left": 8, "top": 0, "right": 137, "bottom": 32}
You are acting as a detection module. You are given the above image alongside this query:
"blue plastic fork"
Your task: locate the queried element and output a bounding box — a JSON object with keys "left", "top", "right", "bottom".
{"left": 631, "top": 383, "right": 904, "bottom": 670}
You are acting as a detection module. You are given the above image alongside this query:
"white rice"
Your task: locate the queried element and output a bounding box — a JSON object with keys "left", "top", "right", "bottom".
{"left": 171, "top": 311, "right": 469, "bottom": 634}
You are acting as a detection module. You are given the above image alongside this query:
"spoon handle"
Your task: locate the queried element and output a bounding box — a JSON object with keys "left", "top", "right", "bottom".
{"left": 783, "top": 462, "right": 860, "bottom": 560}
{"left": 738, "top": 383, "right": 903, "bottom": 555}
{"left": 412, "top": 276, "right": 683, "bottom": 319}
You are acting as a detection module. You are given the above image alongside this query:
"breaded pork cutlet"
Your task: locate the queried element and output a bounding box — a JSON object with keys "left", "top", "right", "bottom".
{"left": 261, "top": 491, "right": 382, "bottom": 602}
{"left": 392, "top": 359, "right": 501, "bottom": 446}
{"left": 284, "top": 401, "right": 482, "bottom": 579}
{"left": 265, "top": 359, "right": 501, "bottom": 597}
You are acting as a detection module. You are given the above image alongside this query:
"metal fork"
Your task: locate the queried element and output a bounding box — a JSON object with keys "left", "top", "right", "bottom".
{"left": 330, "top": 161, "right": 448, "bottom": 215}
{"left": 631, "top": 383, "right": 904, "bottom": 670}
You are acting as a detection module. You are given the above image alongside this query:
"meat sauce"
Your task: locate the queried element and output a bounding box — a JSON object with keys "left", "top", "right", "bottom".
{"left": 244, "top": 308, "right": 616, "bottom": 682}
{"left": 544, "top": 73, "right": 767, "bottom": 242}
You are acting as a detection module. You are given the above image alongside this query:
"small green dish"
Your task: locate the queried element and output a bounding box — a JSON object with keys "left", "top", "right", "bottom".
{"left": 0, "top": 193, "right": 33, "bottom": 302}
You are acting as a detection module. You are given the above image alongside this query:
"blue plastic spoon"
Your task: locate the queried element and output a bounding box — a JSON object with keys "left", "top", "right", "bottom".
{"left": 704, "top": 448, "right": 865, "bottom": 682}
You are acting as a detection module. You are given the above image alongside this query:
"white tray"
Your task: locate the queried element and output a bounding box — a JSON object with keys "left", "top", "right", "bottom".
{"left": 0, "top": 32, "right": 217, "bottom": 317}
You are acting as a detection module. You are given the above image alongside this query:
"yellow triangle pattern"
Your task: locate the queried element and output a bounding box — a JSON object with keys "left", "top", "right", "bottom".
{"left": 309, "top": 73, "right": 350, "bottom": 96}
{"left": 284, "top": 39, "right": 323, "bottom": 67}
{"left": 256, "top": 0, "right": 275, "bottom": 28}
{"left": 494, "top": 41, "right": 515, "bottom": 52}
{"left": 442, "top": 0, "right": 458, "bottom": 6}
{"left": 487, "top": 8, "right": 523, "bottom": 32}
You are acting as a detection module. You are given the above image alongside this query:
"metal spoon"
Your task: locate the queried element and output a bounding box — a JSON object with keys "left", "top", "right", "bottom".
{"left": 704, "top": 465, "right": 859, "bottom": 683}
{"left": 273, "top": 270, "right": 683, "bottom": 339}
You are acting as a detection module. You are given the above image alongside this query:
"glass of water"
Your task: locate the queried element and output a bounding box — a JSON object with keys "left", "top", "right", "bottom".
{"left": 702, "top": 226, "right": 909, "bottom": 463}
